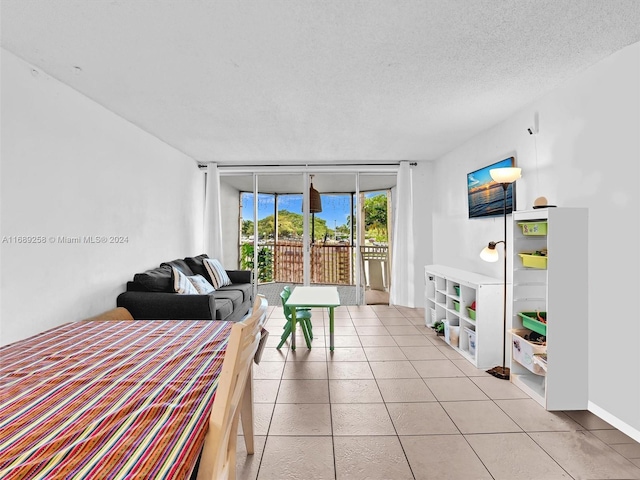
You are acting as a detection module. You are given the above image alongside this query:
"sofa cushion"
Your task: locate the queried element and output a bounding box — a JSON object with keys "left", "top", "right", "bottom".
{"left": 184, "top": 254, "right": 210, "bottom": 279}
{"left": 213, "top": 298, "right": 234, "bottom": 321}
{"left": 133, "top": 266, "right": 173, "bottom": 292}
{"left": 189, "top": 274, "right": 215, "bottom": 294}
{"left": 203, "top": 258, "right": 232, "bottom": 289}
{"left": 217, "top": 283, "right": 252, "bottom": 302}
{"left": 171, "top": 267, "right": 199, "bottom": 294}
{"left": 211, "top": 289, "right": 243, "bottom": 311}
{"left": 160, "top": 259, "right": 194, "bottom": 276}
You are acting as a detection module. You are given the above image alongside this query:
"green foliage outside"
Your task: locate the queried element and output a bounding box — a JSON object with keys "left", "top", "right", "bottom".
{"left": 242, "top": 209, "right": 332, "bottom": 242}
{"left": 240, "top": 243, "right": 273, "bottom": 282}
{"left": 241, "top": 193, "right": 388, "bottom": 243}
{"left": 363, "top": 194, "right": 388, "bottom": 243}
{"left": 241, "top": 220, "right": 253, "bottom": 236}
{"left": 335, "top": 223, "right": 350, "bottom": 240}
{"left": 240, "top": 193, "right": 389, "bottom": 282}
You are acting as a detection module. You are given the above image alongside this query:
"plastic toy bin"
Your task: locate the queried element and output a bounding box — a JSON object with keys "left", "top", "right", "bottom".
{"left": 464, "top": 327, "right": 476, "bottom": 356}
{"left": 511, "top": 329, "right": 546, "bottom": 376}
{"left": 518, "top": 221, "right": 547, "bottom": 235}
{"left": 518, "top": 311, "right": 547, "bottom": 336}
{"left": 518, "top": 253, "right": 547, "bottom": 269}
{"left": 444, "top": 321, "right": 460, "bottom": 347}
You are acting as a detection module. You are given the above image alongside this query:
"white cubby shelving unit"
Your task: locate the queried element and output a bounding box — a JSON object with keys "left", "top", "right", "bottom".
{"left": 424, "top": 265, "right": 503, "bottom": 368}
{"left": 510, "top": 207, "right": 588, "bottom": 410}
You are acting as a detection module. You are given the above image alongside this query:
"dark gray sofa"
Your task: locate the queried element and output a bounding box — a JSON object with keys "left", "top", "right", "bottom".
{"left": 116, "top": 254, "right": 252, "bottom": 322}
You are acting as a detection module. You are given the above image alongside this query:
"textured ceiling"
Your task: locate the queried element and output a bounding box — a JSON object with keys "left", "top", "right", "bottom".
{"left": 2, "top": 1, "right": 640, "bottom": 165}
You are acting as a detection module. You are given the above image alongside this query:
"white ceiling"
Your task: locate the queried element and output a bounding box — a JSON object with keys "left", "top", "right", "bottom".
{"left": 2, "top": 1, "right": 640, "bottom": 165}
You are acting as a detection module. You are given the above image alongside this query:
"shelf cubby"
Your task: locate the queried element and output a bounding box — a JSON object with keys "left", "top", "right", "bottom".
{"left": 425, "top": 265, "right": 502, "bottom": 368}
{"left": 510, "top": 208, "right": 588, "bottom": 411}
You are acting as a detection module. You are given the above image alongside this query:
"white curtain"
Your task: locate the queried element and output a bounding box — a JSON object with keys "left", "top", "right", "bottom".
{"left": 204, "top": 163, "right": 224, "bottom": 260}
{"left": 390, "top": 161, "right": 415, "bottom": 307}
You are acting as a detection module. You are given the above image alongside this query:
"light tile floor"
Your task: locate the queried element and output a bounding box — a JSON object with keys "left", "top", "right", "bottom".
{"left": 237, "top": 304, "right": 640, "bottom": 480}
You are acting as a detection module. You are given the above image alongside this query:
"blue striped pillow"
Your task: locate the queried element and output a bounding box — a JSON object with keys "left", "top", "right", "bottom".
{"left": 203, "top": 258, "right": 232, "bottom": 289}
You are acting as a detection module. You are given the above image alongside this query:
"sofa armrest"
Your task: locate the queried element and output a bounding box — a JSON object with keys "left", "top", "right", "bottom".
{"left": 116, "top": 291, "right": 215, "bottom": 320}
{"left": 125, "top": 281, "right": 150, "bottom": 292}
{"left": 226, "top": 270, "right": 251, "bottom": 284}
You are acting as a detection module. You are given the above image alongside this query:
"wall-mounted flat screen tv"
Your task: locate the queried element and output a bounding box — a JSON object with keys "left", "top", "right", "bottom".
{"left": 467, "top": 157, "right": 516, "bottom": 218}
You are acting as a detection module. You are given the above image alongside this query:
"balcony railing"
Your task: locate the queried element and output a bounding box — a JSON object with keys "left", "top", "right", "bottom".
{"left": 244, "top": 241, "right": 356, "bottom": 285}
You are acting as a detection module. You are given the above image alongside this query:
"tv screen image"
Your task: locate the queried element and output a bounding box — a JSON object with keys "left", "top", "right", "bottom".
{"left": 467, "top": 157, "right": 516, "bottom": 219}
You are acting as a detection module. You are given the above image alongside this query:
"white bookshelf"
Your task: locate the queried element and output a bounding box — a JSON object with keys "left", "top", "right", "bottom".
{"left": 424, "top": 265, "right": 503, "bottom": 368}
{"left": 510, "top": 208, "right": 588, "bottom": 410}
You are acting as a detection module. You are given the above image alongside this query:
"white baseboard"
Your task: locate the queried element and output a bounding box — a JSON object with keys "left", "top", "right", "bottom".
{"left": 589, "top": 401, "right": 640, "bottom": 443}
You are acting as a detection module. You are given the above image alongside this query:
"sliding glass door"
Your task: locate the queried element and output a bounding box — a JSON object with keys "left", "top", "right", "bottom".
{"left": 259, "top": 174, "right": 305, "bottom": 287}
{"left": 238, "top": 174, "right": 306, "bottom": 302}
{"left": 305, "top": 173, "right": 357, "bottom": 293}
{"left": 222, "top": 168, "right": 397, "bottom": 306}
{"left": 358, "top": 173, "right": 396, "bottom": 305}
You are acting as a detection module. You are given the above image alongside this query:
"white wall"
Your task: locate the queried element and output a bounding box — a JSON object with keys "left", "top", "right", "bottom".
{"left": 410, "top": 161, "right": 435, "bottom": 306}
{"left": 0, "top": 50, "right": 205, "bottom": 345}
{"left": 220, "top": 179, "right": 241, "bottom": 268}
{"left": 430, "top": 42, "right": 640, "bottom": 438}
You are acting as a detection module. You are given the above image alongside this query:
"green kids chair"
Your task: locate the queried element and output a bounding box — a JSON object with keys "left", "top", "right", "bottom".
{"left": 277, "top": 288, "right": 313, "bottom": 350}
{"left": 282, "top": 285, "right": 313, "bottom": 340}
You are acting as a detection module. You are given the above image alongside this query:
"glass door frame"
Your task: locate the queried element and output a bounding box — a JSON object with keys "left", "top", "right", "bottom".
{"left": 251, "top": 171, "right": 358, "bottom": 301}
{"left": 251, "top": 172, "right": 308, "bottom": 299}
{"left": 221, "top": 165, "right": 399, "bottom": 305}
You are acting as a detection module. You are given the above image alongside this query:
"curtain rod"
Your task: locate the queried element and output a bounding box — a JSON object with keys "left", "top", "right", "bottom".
{"left": 197, "top": 162, "right": 417, "bottom": 170}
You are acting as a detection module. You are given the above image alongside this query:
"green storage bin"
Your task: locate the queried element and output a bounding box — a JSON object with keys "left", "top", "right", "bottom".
{"left": 518, "top": 253, "right": 548, "bottom": 269}
{"left": 453, "top": 300, "right": 460, "bottom": 312}
{"left": 467, "top": 307, "right": 476, "bottom": 320}
{"left": 518, "top": 311, "right": 547, "bottom": 336}
{"left": 453, "top": 285, "right": 460, "bottom": 296}
{"left": 518, "top": 221, "right": 547, "bottom": 235}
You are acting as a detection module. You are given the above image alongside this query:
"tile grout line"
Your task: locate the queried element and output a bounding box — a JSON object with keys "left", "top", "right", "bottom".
{"left": 371, "top": 308, "right": 418, "bottom": 480}
{"left": 489, "top": 396, "right": 579, "bottom": 479}
{"left": 330, "top": 312, "right": 340, "bottom": 480}
{"left": 254, "top": 309, "right": 290, "bottom": 480}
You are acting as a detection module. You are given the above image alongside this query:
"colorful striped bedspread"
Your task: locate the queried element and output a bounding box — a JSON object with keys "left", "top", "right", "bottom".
{"left": 0, "top": 319, "right": 233, "bottom": 479}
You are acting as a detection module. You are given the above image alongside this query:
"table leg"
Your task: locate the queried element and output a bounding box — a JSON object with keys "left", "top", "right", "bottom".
{"left": 291, "top": 307, "right": 296, "bottom": 351}
{"left": 329, "top": 306, "right": 334, "bottom": 352}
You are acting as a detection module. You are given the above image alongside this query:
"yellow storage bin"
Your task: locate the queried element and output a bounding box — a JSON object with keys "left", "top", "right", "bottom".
{"left": 518, "top": 221, "right": 547, "bottom": 235}
{"left": 518, "top": 253, "right": 547, "bottom": 269}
